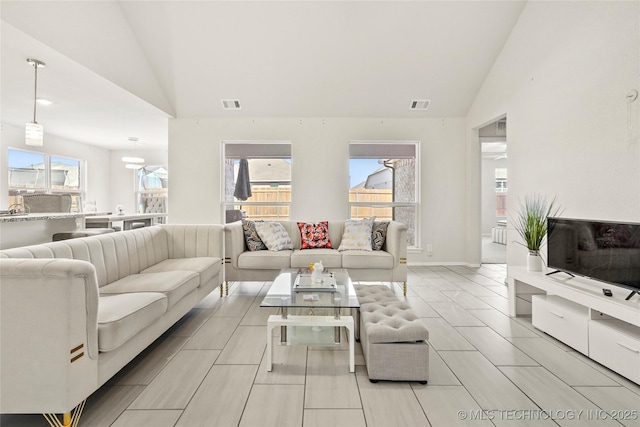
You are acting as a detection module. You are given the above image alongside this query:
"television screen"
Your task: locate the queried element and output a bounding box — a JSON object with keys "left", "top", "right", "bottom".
{"left": 547, "top": 217, "right": 640, "bottom": 290}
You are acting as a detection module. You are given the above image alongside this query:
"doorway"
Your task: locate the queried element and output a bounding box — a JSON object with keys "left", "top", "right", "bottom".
{"left": 480, "top": 118, "right": 507, "bottom": 264}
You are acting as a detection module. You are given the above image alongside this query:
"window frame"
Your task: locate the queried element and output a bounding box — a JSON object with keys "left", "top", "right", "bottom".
{"left": 348, "top": 140, "right": 421, "bottom": 250}
{"left": 495, "top": 167, "right": 507, "bottom": 217}
{"left": 221, "top": 140, "right": 292, "bottom": 223}
{"left": 8, "top": 147, "right": 86, "bottom": 211}
{"left": 134, "top": 165, "right": 168, "bottom": 214}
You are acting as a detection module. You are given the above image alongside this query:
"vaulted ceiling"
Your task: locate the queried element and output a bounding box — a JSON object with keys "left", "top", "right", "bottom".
{"left": 1, "top": 1, "right": 526, "bottom": 150}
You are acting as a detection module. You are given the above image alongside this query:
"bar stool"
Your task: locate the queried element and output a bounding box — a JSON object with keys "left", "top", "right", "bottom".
{"left": 21, "top": 194, "right": 116, "bottom": 241}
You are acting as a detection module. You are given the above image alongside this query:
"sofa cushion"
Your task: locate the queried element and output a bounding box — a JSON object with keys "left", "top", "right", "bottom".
{"left": 371, "top": 221, "right": 389, "bottom": 250}
{"left": 338, "top": 217, "right": 374, "bottom": 251}
{"left": 141, "top": 257, "right": 221, "bottom": 287}
{"left": 242, "top": 220, "right": 267, "bottom": 251}
{"left": 97, "top": 292, "right": 168, "bottom": 352}
{"left": 99, "top": 271, "right": 199, "bottom": 309}
{"left": 255, "top": 222, "right": 293, "bottom": 251}
{"left": 342, "top": 250, "right": 394, "bottom": 269}
{"left": 290, "top": 249, "right": 343, "bottom": 268}
{"left": 238, "top": 250, "right": 292, "bottom": 269}
{"left": 297, "top": 221, "right": 333, "bottom": 249}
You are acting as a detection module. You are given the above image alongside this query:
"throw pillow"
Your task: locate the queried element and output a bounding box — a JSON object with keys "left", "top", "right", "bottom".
{"left": 254, "top": 221, "right": 293, "bottom": 251}
{"left": 338, "top": 217, "right": 375, "bottom": 251}
{"left": 371, "top": 221, "right": 389, "bottom": 250}
{"left": 298, "top": 221, "right": 332, "bottom": 249}
{"left": 242, "top": 220, "right": 267, "bottom": 251}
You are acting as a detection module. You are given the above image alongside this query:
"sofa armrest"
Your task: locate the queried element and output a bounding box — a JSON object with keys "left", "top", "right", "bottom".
{"left": 0, "top": 258, "right": 99, "bottom": 413}
{"left": 224, "top": 221, "right": 246, "bottom": 268}
{"left": 384, "top": 221, "right": 408, "bottom": 266}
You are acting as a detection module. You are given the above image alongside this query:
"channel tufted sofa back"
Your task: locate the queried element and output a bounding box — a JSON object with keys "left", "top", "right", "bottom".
{"left": 0, "top": 225, "right": 223, "bottom": 288}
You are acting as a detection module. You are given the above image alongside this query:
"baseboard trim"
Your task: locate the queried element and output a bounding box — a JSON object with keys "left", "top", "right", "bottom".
{"left": 408, "top": 261, "right": 482, "bottom": 268}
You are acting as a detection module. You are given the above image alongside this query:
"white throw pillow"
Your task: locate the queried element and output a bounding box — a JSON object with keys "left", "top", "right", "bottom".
{"left": 338, "top": 217, "right": 375, "bottom": 251}
{"left": 254, "top": 222, "right": 293, "bottom": 251}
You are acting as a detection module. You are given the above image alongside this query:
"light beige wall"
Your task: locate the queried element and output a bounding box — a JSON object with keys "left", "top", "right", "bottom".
{"left": 0, "top": 123, "right": 111, "bottom": 212}
{"left": 168, "top": 117, "right": 468, "bottom": 264}
{"left": 466, "top": 1, "right": 640, "bottom": 267}
{"left": 1, "top": 123, "right": 169, "bottom": 216}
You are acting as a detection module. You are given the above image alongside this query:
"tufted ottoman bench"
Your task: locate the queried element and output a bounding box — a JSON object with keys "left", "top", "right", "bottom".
{"left": 355, "top": 285, "right": 429, "bottom": 383}
{"left": 354, "top": 284, "right": 399, "bottom": 340}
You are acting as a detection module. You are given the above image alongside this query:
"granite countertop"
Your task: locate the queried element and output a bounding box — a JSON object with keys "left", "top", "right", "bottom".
{"left": 86, "top": 213, "right": 168, "bottom": 222}
{"left": 0, "top": 212, "right": 111, "bottom": 223}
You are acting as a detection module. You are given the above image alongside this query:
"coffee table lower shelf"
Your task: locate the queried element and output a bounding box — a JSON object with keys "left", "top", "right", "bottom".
{"left": 266, "top": 315, "right": 355, "bottom": 373}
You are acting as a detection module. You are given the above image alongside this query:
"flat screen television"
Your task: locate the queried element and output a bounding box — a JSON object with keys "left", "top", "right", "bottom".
{"left": 547, "top": 217, "right": 640, "bottom": 296}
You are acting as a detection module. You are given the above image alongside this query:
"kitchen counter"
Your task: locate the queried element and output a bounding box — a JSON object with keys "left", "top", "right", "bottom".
{"left": 85, "top": 213, "right": 167, "bottom": 230}
{"left": 0, "top": 212, "right": 110, "bottom": 223}
{"left": 0, "top": 212, "right": 111, "bottom": 249}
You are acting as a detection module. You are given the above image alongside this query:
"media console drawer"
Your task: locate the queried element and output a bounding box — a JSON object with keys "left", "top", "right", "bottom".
{"left": 532, "top": 295, "right": 589, "bottom": 355}
{"left": 589, "top": 320, "right": 640, "bottom": 384}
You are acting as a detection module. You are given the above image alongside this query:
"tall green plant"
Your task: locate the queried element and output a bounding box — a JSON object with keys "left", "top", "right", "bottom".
{"left": 514, "top": 194, "right": 561, "bottom": 252}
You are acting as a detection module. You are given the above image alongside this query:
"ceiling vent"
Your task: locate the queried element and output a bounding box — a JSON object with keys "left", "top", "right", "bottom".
{"left": 221, "top": 99, "right": 241, "bottom": 110}
{"left": 410, "top": 99, "right": 431, "bottom": 110}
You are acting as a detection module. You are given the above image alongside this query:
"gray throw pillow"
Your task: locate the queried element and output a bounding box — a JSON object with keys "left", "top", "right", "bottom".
{"left": 242, "top": 219, "right": 267, "bottom": 251}
{"left": 371, "top": 221, "right": 389, "bottom": 250}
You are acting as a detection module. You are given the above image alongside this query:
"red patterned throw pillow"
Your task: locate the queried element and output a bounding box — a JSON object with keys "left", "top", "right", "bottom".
{"left": 298, "top": 221, "right": 332, "bottom": 249}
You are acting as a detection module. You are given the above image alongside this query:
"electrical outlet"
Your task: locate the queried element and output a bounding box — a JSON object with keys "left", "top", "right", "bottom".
{"left": 427, "top": 243, "right": 433, "bottom": 256}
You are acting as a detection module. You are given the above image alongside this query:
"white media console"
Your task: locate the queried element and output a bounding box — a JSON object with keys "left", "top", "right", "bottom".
{"left": 509, "top": 267, "right": 640, "bottom": 384}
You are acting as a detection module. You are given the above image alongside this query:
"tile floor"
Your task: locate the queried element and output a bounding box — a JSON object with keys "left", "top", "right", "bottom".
{"left": 482, "top": 236, "right": 506, "bottom": 264}
{"left": 3, "top": 265, "right": 639, "bottom": 427}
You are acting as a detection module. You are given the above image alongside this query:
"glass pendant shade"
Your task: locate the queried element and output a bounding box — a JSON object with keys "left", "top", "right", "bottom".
{"left": 122, "top": 156, "right": 145, "bottom": 163}
{"left": 25, "top": 122, "right": 44, "bottom": 146}
{"left": 26, "top": 58, "right": 45, "bottom": 146}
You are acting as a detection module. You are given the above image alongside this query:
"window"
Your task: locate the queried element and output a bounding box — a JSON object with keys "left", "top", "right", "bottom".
{"left": 8, "top": 148, "right": 85, "bottom": 211}
{"left": 222, "top": 142, "right": 292, "bottom": 223}
{"left": 135, "top": 166, "right": 168, "bottom": 215}
{"left": 51, "top": 156, "right": 81, "bottom": 191}
{"left": 495, "top": 168, "right": 507, "bottom": 217}
{"left": 349, "top": 142, "right": 419, "bottom": 248}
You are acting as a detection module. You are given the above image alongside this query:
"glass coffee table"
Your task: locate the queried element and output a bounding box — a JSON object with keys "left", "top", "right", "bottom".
{"left": 261, "top": 268, "right": 360, "bottom": 372}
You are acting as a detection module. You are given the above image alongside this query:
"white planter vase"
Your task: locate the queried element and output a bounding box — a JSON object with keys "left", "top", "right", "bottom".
{"left": 527, "top": 251, "right": 543, "bottom": 271}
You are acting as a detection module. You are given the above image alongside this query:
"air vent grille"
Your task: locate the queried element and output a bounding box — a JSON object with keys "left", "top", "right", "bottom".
{"left": 221, "top": 99, "right": 241, "bottom": 110}
{"left": 410, "top": 99, "right": 431, "bottom": 110}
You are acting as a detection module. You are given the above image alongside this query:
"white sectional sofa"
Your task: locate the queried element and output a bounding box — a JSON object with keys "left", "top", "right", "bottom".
{"left": 224, "top": 220, "right": 408, "bottom": 294}
{"left": 0, "top": 224, "right": 224, "bottom": 421}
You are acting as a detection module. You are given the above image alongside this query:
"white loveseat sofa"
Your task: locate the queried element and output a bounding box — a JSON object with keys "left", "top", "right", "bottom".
{"left": 224, "top": 220, "right": 408, "bottom": 294}
{"left": 0, "top": 224, "right": 223, "bottom": 422}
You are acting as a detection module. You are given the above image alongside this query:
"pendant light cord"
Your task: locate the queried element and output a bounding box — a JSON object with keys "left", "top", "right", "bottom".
{"left": 27, "top": 58, "right": 45, "bottom": 124}
{"left": 33, "top": 63, "right": 38, "bottom": 124}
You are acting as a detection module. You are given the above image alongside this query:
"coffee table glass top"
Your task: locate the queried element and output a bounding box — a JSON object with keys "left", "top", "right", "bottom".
{"left": 261, "top": 268, "right": 360, "bottom": 309}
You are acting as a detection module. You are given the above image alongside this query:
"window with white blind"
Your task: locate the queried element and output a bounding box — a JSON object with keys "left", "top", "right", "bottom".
{"left": 8, "top": 148, "right": 85, "bottom": 211}
{"left": 222, "top": 141, "right": 292, "bottom": 223}
{"left": 135, "top": 165, "right": 168, "bottom": 215}
{"left": 349, "top": 141, "right": 419, "bottom": 248}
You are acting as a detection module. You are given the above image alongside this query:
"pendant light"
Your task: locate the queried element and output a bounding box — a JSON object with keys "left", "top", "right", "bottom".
{"left": 123, "top": 137, "right": 145, "bottom": 168}
{"left": 25, "top": 58, "right": 46, "bottom": 146}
